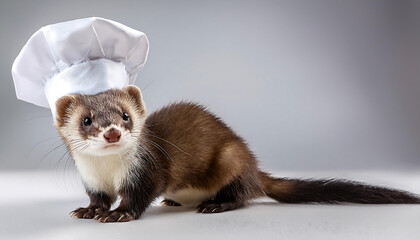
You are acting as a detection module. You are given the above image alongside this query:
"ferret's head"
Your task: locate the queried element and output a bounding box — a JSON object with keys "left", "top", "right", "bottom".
{"left": 54, "top": 85, "right": 146, "bottom": 157}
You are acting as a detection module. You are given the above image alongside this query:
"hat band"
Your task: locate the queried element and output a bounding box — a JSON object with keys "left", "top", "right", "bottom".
{"left": 44, "top": 59, "right": 129, "bottom": 118}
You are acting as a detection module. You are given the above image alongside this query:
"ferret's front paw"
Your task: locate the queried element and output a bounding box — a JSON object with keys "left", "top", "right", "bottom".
{"left": 94, "top": 210, "right": 135, "bottom": 223}
{"left": 70, "top": 207, "right": 107, "bottom": 219}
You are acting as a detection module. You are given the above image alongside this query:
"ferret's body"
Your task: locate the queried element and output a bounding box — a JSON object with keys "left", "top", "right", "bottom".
{"left": 55, "top": 86, "right": 420, "bottom": 223}
{"left": 74, "top": 102, "right": 263, "bottom": 208}
{"left": 147, "top": 103, "right": 264, "bottom": 207}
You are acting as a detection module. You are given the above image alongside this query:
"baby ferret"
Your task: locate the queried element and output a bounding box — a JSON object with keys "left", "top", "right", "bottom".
{"left": 54, "top": 85, "right": 420, "bottom": 223}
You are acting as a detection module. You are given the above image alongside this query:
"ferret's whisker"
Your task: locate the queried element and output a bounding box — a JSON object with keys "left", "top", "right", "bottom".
{"left": 143, "top": 131, "right": 191, "bottom": 156}
{"left": 56, "top": 147, "right": 71, "bottom": 170}
{"left": 146, "top": 138, "right": 180, "bottom": 170}
{"left": 137, "top": 143, "right": 157, "bottom": 168}
{"left": 37, "top": 141, "right": 68, "bottom": 168}
{"left": 27, "top": 135, "right": 62, "bottom": 157}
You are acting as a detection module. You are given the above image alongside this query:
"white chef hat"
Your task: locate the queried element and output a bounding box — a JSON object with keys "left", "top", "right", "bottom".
{"left": 11, "top": 17, "right": 149, "bottom": 118}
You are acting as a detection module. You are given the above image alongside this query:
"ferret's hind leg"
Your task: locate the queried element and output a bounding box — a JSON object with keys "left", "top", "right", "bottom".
{"left": 196, "top": 173, "right": 263, "bottom": 214}
{"left": 161, "top": 199, "right": 182, "bottom": 206}
{"left": 197, "top": 199, "right": 243, "bottom": 213}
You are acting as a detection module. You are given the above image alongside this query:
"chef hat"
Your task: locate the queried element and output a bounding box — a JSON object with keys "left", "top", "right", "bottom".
{"left": 11, "top": 17, "right": 149, "bottom": 118}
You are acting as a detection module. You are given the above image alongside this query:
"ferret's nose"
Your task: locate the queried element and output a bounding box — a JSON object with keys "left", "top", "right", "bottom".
{"left": 104, "top": 128, "right": 121, "bottom": 143}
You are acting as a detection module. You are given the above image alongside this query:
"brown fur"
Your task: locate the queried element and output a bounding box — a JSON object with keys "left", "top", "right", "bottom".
{"left": 144, "top": 102, "right": 261, "bottom": 194}
{"left": 56, "top": 86, "right": 420, "bottom": 223}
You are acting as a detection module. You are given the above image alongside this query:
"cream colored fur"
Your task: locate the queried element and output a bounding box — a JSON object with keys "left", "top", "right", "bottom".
{"left": 71, "top": 124, "right": 138, "bottom": 201}
{"left": 162, "top": 188, "right": 217, "bottom": 207}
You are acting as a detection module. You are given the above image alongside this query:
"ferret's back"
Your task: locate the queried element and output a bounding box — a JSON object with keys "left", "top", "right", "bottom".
{"left": 145, "top": 102, "right": 238, "bottom": 141}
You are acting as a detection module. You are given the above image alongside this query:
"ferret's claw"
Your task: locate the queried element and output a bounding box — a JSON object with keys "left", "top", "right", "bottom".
{"left": 94, "top": 210, "right": 135, "bottom": 223}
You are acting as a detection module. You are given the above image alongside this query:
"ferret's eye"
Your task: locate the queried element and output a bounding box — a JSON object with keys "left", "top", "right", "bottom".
{"left": 122, "top": 112, "right": 130, "bottom": 121}
{"left": 83, "top": 117, "right": 92, "bottom": 126}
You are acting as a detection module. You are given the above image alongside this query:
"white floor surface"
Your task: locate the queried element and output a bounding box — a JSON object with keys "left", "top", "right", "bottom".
{"left": 1, "top": 170, "right": 420, "bottom": 240}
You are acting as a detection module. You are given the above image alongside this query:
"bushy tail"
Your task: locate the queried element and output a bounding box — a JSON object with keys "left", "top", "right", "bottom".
{"left": 259, "top": 171, "right": 420, "bottom": 204}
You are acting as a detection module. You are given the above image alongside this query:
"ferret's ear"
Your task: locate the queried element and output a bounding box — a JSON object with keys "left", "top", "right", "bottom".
{"left": 55, "top": 95, "right": 76, "bottom": 127}
{"left": 123, "top": 85, "right": 146, "bottom": 113}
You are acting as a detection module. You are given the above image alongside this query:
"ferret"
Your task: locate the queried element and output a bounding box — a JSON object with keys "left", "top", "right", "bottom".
{"left": 54, "top": 85, "right": 420, "bottom": 223}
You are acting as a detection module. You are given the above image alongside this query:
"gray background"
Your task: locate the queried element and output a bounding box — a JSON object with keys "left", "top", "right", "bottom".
{"left": 0, "top": 0, "right": 419, "bottom": 171}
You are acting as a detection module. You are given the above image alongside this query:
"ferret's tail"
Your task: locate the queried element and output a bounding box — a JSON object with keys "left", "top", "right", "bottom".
{"left": 259, "top": 171, "right": 420, "bottom": 204}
